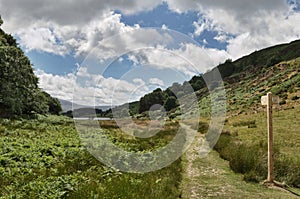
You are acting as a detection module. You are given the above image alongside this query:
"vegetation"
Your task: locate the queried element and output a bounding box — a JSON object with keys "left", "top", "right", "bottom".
{"left": 1, "top": 14, "right": 300, "bottom": 197}
{"left": 107, "top": 39, "right": 300, "bottom": 119}
{"left": 164, "top": 96, "right": 179, "bottom": 111}
{"left": 0, "top": 16, "right": 62, "bottom": 118}
{"left": 214, "top": 105, "right": 300, "bottom": 188}
{"left": 181, "top": 140, "right": 299, "bottom": 198}
{"left": 139, "top": 88, "right": 165, "bottom": 113}
{"left": 0, "top": 116, "right": 182, "bottom": 198}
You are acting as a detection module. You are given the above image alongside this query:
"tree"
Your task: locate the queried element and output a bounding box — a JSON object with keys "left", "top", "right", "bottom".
{"left": 139, "top": 88, "right": 164, "bottom": 113}
{"left": 266, "top": 52, "right": 282, "bottom": 67}
{"left": 43, "top": 91, "right": 62, "bottom": 115}
{"left": 217, "top": 59, "right": 236, "bottom": 78}
{"left": 189, "top": 75, "right": 205, "bottom": 91}
{"left": 164, "top": 96, "right": 179, "bottom": 111}
{"left": 0, "top": 17, "right": 61, "bottom": 117}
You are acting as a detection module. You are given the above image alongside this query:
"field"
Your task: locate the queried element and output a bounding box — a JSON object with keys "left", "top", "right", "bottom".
{"left": 0, "top": 116, "right": 182, "bottom": 198}
{"left": 1, "top": 105, "right": 300, "bottom": 198}
{"left": 1, "top": 109, "right": 300, "bottom": 198}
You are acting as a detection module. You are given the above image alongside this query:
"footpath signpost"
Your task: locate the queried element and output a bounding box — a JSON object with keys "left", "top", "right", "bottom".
{"left": 261, "top": 92, "right": 279, "bottom": 183}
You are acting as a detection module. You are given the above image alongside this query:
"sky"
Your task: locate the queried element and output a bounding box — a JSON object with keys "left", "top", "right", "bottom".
{"left": 0, "top": 0, "right": 300, "bottom": 106}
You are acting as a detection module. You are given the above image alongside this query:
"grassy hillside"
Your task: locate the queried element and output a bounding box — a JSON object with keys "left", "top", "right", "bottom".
{"left": 109, "top": 39, "right": 300, "bottom": 120}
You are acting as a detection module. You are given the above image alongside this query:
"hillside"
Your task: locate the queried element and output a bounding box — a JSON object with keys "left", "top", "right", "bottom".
{"left": 1, "top": 31, "right": 299, "bottom": 197}
{"left": 108, "top": 39, "right": 300, "bottom": 193}
{"left": 109, "top": 39, "right": 300, "bottom": 119}
{"left": 59, "top": 99, "right": 112, "bottom": 113}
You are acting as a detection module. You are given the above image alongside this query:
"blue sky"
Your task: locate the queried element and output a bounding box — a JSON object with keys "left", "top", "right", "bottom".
{"left": 22, "top": 2, "right": 228, "bottom": 77}
{"left": 1, "top": 0, "right": 299, "bottom": 105}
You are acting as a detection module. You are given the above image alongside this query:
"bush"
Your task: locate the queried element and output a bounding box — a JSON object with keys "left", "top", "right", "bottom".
{"left": 275, "top": 156, "right": 300, "bottom": 187}
{"left": 198, "top": 121, "right": 209, "bottom": 133}
{"left": 291, "top": 95, "right": 299, "bottom": 101}
{"left": 164, "top": 96, "right": 179, "bottom": 112}
{"left": 279, "top": 93, "right": 288, "bottom": 99}
{"left": 232, "top": 120, "right": 256, "bottom": 128}
{"left": 266, "top": 54, "right": 282, "bottom": 67}
{"left": 279, "top": 100, "right": 286, "bottom": 105}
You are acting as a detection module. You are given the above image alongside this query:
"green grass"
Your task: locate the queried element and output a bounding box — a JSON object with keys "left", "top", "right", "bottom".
{"left": 181, "top": 136, "right": 300, "bottom": 198}
{"left": 0, "top": 115, "right": 182, "bottom": 198}
{"left": 225, "top": 105, "right": 300, "bottom": 159}
{"left": 214, "top": 105, "right": 300, "bottom": 188}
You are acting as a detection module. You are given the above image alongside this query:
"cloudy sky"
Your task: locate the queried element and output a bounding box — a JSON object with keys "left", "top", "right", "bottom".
{"left": 1, "top": 0, "right": 300, "bottom": 106}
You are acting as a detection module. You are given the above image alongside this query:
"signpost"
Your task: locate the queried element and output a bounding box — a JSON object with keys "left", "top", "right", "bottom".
{"left": 261, "top": 92, "right": 279, "bottom": 183}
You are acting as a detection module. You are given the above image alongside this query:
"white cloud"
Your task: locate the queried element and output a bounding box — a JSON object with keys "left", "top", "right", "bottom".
{"left": 2, "top": 0, "right": 298, "bottom": 62}
{"left": 213, "top": 33, "right": 228, "bottom": 43}
{"left": 166, "top": 0, "right": 300, "bottom": 59}
{"left": 0, "top": 0, "right": 162, "bottom": 32}
{"left": 13, "top": 11, "right": 137, "bottom": 57}
{"left": 35, "top": 69, "right": 76, "bottom": 101}
{"left": 196, "top": 1, "right": 300, "bottom": 59}
{"left": 77, "top": 67, "right": 90, "bottom": 77}
{"left": 35, "top": 69, "right": 150, "bottom": 106}
{"left": 149, "top": 78, "right": 164, "bottom": 87}
{"left": 193, "top": 18, "right": 212, "bottom": 36}
{"left": 17, "top": 23, "right": 69, "bottom": 55}
{"left": 161, "top": 24, "right": 168, "bottom": 30}
{"left": 2, "top": 0, "right": 300, "bottom": 105}
{"left": 133, "top": 78, "right": 146, "bottom": 86}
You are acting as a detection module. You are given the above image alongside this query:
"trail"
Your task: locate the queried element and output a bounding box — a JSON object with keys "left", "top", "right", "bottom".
{"left": 180, "top": 133, "right": 299, "bottom": 199}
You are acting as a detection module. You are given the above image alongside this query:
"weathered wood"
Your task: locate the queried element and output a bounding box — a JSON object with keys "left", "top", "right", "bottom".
{"left": 267, "top": 92, "right": 274, "bottom": 182}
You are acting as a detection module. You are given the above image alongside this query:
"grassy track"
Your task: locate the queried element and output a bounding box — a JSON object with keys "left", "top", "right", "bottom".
{"left": 181, "top": 134, "right": 299, "bottom": 198}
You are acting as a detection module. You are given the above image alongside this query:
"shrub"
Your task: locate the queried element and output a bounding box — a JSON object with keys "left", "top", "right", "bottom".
{"left": 275, "top": 156, "right": 300, "bottom": 187}
{"left": 291, "top": 95, "right": 299, "bottom": 101}
{"left": 232, "top": 120, "right": 256, "bottom": 127}
{"left": 279, "top": 93, "right": 288, "bottom": 99}
{"left": 279, "top": 100, "right": 286, "bottom": 105}
{"left": 198, "top": 121, "right": 209, "bottom": 133}
{"left": 164, "top": 96, "right": 179, "bottom": 111}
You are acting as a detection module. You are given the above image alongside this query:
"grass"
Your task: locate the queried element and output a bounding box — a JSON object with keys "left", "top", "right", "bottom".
{"left": 0, "top": 115, "right": 182, "bottom": 198}
{"left": 181, "top": 135, "right": 300, "bottom": 198}
{"left": 213, "top": 104, "right": 300, "bottom": 188}
{"left": 225, "top": 104, "right": 300, "bottom": 159}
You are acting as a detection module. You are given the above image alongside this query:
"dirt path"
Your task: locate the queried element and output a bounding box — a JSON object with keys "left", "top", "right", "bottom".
{"left": 180, "top": 133, "right": 299, "bottom": 199}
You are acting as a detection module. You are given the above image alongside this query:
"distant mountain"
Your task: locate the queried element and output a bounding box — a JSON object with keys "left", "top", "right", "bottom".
{"left": 58, "top": 99, "right": 113, "bottom": 112}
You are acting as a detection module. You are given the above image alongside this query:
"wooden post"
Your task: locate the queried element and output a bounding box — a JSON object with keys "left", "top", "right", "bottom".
{"left": 267, "top": 92, "right": 274, "bottom": 182}
{"left": 261, "top": 92, "right": 279, "bottom": 183}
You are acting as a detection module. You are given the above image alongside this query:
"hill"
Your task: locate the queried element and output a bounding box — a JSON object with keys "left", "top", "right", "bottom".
{"left": 59, "top": 99, "right": 112, "bottom": 112}
{"left": 109, "top": 39, "right": 300, "bottom": 119}
{"left": 106, "top": 39, "right": 300, "bottom": 191}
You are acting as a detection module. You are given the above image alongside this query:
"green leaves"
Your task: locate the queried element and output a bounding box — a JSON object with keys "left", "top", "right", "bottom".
{"left": 0, "top": 19, "right": 60, "bottom": 118}
{"left": 0, "top": 16, "right": 3, "bottom": 27}
{"left": 164, "top": 96, "right": 179, "bottom": 111}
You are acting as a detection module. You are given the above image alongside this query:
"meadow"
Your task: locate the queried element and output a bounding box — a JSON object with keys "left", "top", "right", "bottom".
{"left": 0, "top": 115, "right": 182, "bottom": 198}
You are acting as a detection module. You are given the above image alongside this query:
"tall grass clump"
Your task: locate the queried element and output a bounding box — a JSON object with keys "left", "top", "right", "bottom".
{"left": 214, "top": 132, "right": 300, "bottom": 187}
